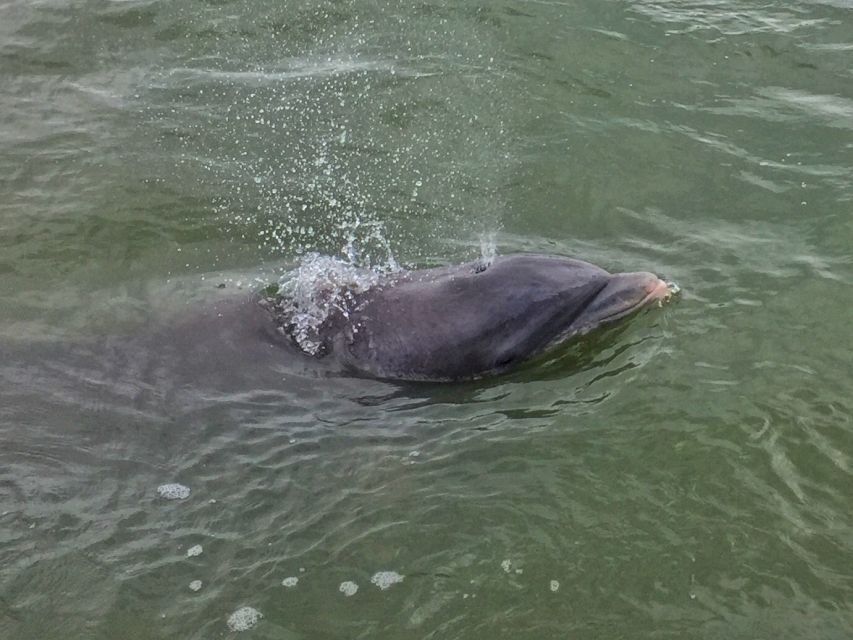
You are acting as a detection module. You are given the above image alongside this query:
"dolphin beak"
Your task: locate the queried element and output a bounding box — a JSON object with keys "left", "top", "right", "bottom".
{"left": 640, "top": 274, "right": 671, "bottom": 304}
{"left": 571, "top": 271, "right": 672, "bottom": 331}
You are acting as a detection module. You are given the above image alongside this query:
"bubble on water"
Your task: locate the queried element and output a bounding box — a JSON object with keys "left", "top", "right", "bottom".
{"left": 550, "top": 580, "right": 560, "bottom": 592}
{"left": 189, "top": 580, "right": 203, "bottom": 592}
{"left": 226, "top": 606, "right": 263, "bottom": 632}
{"left": 157, "top": 483, "right": 190, "bottom": 500}
{"left": 370, "top": 571, "right": 404, "bottom": 590}
{"left": 187, "top": 544, "right": 203, "bottom": 557}
{"left": 339, "top": 580, "right": 358, "bottom": 597}
{"left": 500, "top": 559, "right": 512, "bottom": 573}
{"left": 281, "top": 576, "right": 299, "bottom": 587}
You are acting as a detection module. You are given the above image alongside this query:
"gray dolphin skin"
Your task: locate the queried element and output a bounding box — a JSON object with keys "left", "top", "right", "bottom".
{"left": 275, "top": 254, "right": 671, "bottom": 381}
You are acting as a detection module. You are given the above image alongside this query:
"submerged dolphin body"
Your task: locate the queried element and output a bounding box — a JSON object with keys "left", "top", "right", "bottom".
{"left": 269, "top": 254, "right": 672, "bottom": 381}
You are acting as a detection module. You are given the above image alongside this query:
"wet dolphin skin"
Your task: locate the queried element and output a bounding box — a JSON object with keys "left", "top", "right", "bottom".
{"left": 277, "top": 253, "right": 672, "bottom": 381}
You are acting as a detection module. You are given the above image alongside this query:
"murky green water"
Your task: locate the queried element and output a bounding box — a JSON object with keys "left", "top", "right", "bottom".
{"left": 2, "top": 0, "right": 852, "bottom": 638}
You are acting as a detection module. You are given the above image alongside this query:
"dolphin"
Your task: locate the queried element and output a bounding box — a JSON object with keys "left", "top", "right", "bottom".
{"left": 267, "top": 253, "right": 673, "bottom": 381}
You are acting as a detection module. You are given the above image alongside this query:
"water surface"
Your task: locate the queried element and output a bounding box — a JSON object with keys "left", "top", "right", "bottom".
{"left": 1, "top": 0, "right": 852, "bottom": 638}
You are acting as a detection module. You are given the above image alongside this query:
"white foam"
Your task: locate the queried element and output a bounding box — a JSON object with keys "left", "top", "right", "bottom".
{"left": 550, "top": 579, "right": 560, "bottom": 592}
{"left": 281, "top": 576, "right": 299, "bottom": 588}
{"left": 187, "top": 544, "right": 203, "bottom": 557}
{"left": 227, "top": 606, "right": 263, "bottom": 632}
{"left": 370, "top": 571, "right": 404, "bottom": 590}
{"left": 157, "top": 483, "right": 190, "bottom": 500}
{"left": 339, "top": 581, "right": 359, "bottom": 597}
{"left": 500, "top": 559, "right": 512, "bottom": 573}
{"left": 189, "top": 580, "right": 202, "bottom": 592}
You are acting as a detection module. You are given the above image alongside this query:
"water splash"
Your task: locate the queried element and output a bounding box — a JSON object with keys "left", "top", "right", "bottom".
{"left": 267, "top": 252, "right": 390, "bottom": 356}
{"left": 660, "top": 281, "right": 683, "bottom": 306}
{"left": 475, "top": 233, "right": 497, "bottom": 271}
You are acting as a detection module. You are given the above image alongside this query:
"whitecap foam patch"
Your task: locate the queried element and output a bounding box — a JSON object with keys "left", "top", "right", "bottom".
{"left": 550, "top": 579, "right": 560, "bottom": 592}
{"left": 189, "top": 580, "right": 202, "bottom": 592}
{"left": 186, "top": 544, "right": 203, "bottom": 557}
{"left": 281, "top": 576, "right": 298, "bottom": 588}
{"left": 370, "top": 571, "right": 404, "bottom": 590}
{"left": 157, "top": 483, "right": 190, "bottom": 500}
{"left": 227, "top": 606, "right": 262, "bottom": 632}
{"left": 339, "top": 581, "right": 358, "bottom": 597}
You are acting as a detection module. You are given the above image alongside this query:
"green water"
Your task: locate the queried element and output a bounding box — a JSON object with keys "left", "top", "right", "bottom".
{"left": 1, "top": 0, "right": 852, "bottom": 638}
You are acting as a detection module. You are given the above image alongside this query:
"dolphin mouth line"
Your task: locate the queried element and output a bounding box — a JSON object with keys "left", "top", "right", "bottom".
{"left": 592, "top": 279, "right": 679, "bottom": 326}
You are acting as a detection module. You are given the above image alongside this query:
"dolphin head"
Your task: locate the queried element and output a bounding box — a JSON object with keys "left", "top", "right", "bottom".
{"left": 297, "top": 253, "right": 675, "bottom": 381}
{"left": 480, "top": 256, "right": 672, "bottom": 366}
{"left": 566, "top": 270, "right": 671, "bottom": 335}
